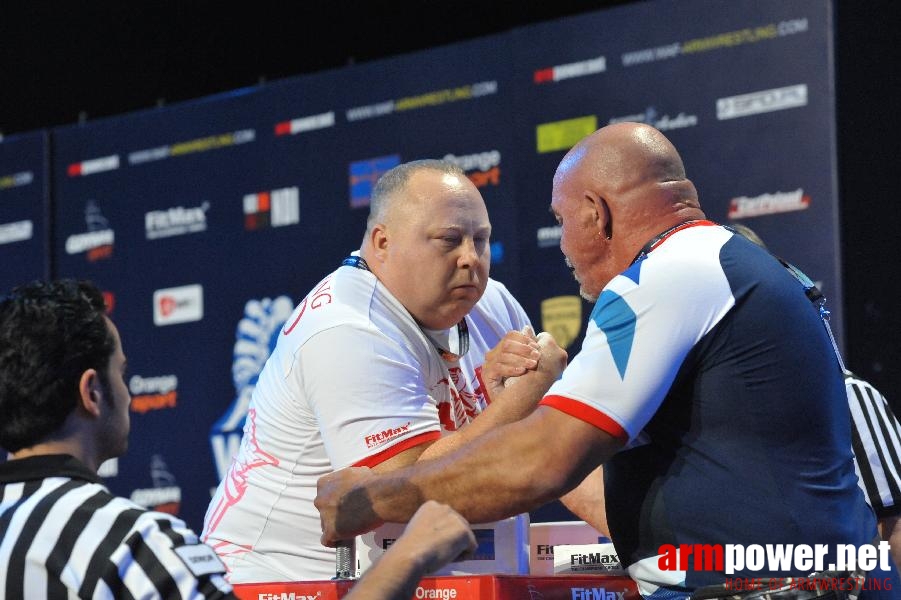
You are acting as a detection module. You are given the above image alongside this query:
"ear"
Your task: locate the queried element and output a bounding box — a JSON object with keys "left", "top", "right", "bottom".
{"left": 584, "top": 191, "right": 612, "bottom": 239}
{"left": 369, "top": 223, "right": 390, "bottom": 260}
{"left": 78, "top": 369, "right": 103, "bottom": 418}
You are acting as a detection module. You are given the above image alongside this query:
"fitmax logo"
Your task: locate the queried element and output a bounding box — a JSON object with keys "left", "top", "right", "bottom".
{"left": 571, "top": 552, "right": 619, "bottom": 566}
{"left": 570, "top": 589, "right": 626, "bottom": 600}
{"left": 365, "top": 422, "right": 412, "bottom": 448}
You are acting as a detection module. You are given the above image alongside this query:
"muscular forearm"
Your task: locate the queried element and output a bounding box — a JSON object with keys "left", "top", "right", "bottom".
{"left": 418, "top": 368, "right": 557, "bottom": 462}
{"left": 359, "top": 408, "right": 618, "bottom": 526}
{"left": 560, "top": 466, "right": 610, "bottom": 537}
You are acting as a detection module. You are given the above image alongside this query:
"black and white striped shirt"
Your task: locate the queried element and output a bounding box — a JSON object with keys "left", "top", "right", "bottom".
{"left": 847, "top": 373, "right": 901, "bottom": 518}
{"left": 0, "top": 454, "right": 235, "bottom": 599}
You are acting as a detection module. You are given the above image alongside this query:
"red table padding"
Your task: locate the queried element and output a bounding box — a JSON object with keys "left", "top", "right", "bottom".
{"left": 233, "top": 573, "right": 640, "bottom": 599}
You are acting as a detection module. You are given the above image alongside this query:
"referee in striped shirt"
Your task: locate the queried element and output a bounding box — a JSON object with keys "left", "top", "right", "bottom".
{"left": 0, "top": 280, "right": 236, "bottom": 599}
{"left": 847, "top": 371, "right": 901, "bottom": 567}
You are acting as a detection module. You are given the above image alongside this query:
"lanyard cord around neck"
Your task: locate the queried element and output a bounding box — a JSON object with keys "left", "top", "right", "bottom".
{"left": 718, "top": 226, "right": 847, "bottom": 373}
{"left": 341, "top": 255, "right": 469, "bottom": 361}
{"left": 773, "top": 256, "right": 846, "bottom": 373}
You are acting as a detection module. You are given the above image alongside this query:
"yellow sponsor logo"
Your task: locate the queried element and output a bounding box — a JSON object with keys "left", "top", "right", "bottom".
{"left": 394, "top": 80, "right": 496, "bottom": 112}
{"left": 541, "top": 295, "right": 583, "bottom": 349}
{"left": 170, "top": 131, "right": 247, "bottom": 156}
{"left": 0, "top": 171, "right": 34, "bottom": 189}
{"left": 682, "top": 25, "right": 777, "bottom": 54}
{"left": 536, "top": 116, "right": 597, "bottom": 154}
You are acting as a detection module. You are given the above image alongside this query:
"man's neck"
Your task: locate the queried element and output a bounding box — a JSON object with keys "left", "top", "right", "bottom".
{"left": 13, "top": 440, "right": 100, "bottom": 472}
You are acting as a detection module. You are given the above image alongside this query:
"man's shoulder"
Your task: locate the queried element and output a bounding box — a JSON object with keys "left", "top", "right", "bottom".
{"left": 281, "top": 267, "right": 379, "bottom": 339}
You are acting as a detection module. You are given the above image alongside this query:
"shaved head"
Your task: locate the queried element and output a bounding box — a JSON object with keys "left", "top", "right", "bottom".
{"left": 556, "top": 122, "right": 697, "bottom": 206}
{"left": 550, "top": 122, "right": 705, "bottom": 300}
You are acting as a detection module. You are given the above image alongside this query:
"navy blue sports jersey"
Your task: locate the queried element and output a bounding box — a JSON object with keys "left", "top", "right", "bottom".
{"left": 542, "top": 223, "right": 888, "bottom": 597}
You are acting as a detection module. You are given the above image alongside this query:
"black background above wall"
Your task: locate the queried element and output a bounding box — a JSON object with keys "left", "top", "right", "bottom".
{"left": 1, "top": 0, "right": 898, "bottom": 403}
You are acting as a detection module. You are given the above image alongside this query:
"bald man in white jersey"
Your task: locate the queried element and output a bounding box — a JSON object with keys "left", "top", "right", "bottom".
{"left": 203, "top": 159, "right": 567, "bottom": 582}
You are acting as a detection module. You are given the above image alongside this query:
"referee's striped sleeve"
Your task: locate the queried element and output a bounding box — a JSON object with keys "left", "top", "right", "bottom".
{"left": 847, "top": 373, "right": 901, "bottom": 518}
{"left": 1, "top": 477, "right": 235, "bottom": 598}
{"left": 100, "top": 504, "right": 235, "bottom": 598}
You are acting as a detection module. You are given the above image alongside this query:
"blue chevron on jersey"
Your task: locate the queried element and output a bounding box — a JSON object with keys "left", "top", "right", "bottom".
{"left": 591, "top": 289, "right": 636, "bottom": 380}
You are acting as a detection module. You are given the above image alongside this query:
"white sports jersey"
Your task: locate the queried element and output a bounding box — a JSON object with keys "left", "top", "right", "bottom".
{"left": 202, "top": 264, "right": 530, "bottom": 582}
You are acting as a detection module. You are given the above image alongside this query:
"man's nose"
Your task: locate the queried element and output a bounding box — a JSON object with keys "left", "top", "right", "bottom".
{"left": 457, "top": 238, "right": 481, "bottom": 269}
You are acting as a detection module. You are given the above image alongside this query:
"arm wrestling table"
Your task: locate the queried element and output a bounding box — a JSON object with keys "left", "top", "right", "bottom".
{"left": 232, "top": 574, "right": 640, "bottom": 599}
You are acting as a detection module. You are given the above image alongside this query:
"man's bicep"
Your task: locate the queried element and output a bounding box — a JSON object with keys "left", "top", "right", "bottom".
{"left": 369, "top": 440, "right": 436, "bottom": 472}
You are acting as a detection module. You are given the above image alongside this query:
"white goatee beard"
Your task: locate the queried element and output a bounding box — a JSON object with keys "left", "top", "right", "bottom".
{"left": 565, "top": 256, "right": 598, "bottom": 303}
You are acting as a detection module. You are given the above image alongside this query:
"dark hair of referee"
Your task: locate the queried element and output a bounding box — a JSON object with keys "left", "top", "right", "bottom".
{"left": 0, "top": 279, "right": 120, "bottom": 458}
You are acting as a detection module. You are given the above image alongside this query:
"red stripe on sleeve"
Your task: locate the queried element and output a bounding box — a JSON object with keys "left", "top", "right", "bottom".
{"left": 540, "top": 394, "right": 629, "bottom": 444}
{"left": 352, "top": 431, "right": 441, "bottom": 468}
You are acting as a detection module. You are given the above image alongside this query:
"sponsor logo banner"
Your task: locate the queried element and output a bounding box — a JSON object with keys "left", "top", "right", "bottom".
{"left": 542, "top": 296, "right": 582, "bottom": 349}
{"left": 274, "top": 111, "right": 336, "bottom": 136}
{"left": 130, "top": 454, "right": 181, "bottom": 515}
{"left": 145, "top": 202, "right": 209, "bottom": 239}
{"left": 244, "top": 187, "right": 300, "bottom": 230}
{"left": 153, "top": 284, "right": 203, "bottom": 326}
{"left": 536, "top": 116, "right": 597, "bottom": 154}
{"left": 534, "top": 56, "right": 606, "bottom": 84}
{"left": 0, "top": 170, "right": 34, "bottom": 189}
{"left": 0, "top": 220, "right": 33, "bottom": 245}
{"left": 349, "top": 155, "right": 401, "bottom": 208}
{"left": 102, "top": 291, "right": 116, "bottom": 314}
{"left": 609, "top": 107, "right": 698, "bottom": 131}
{"left": 490, "top": 241, "right": 504, "bottom": 264}
{"left": 129, "top": 374, "right": 178, "bottom": 413}
{"left": 537, "top": 225, "right": 562, "bottom": 248}
{"left": 128, "top": 129, "right": 255, "bottom": 165}
{"left": 621, "top": 18, "right": 809, "bottom": 67}
{"left": 571, "top": 587, "right": 626, "bottom": 600}
{"left": 64, "top": 200, "right": 114, "bottom": 262}
{"left": 728, "top": 188, "right": 810, "bottom": 219}
{"left": 210, "top": 296, "right": 294, "bottom": 480}
{"left": 346, "top": 80, "right": 497, "bottom": 122}
{"left": 717, "top": 84, "right": 808, "bottom": 120}
{"left": 67, "top": 155, "right": 120, "bottom": 177}
{"left": 443, "top": 150, "right": 501, "bottom": 188}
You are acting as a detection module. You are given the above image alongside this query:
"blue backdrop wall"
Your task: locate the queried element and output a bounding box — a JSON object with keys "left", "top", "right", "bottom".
{"left": 2, "top": 0, "right": 837, "bottom": 530}
{"left": 0, "top": 131, "right": 48, "bottom": 292}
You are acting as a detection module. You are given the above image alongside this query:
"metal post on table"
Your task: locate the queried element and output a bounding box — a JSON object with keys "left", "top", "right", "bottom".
{"left": 334, "top": 539, "right": 356, "bottom": 580}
